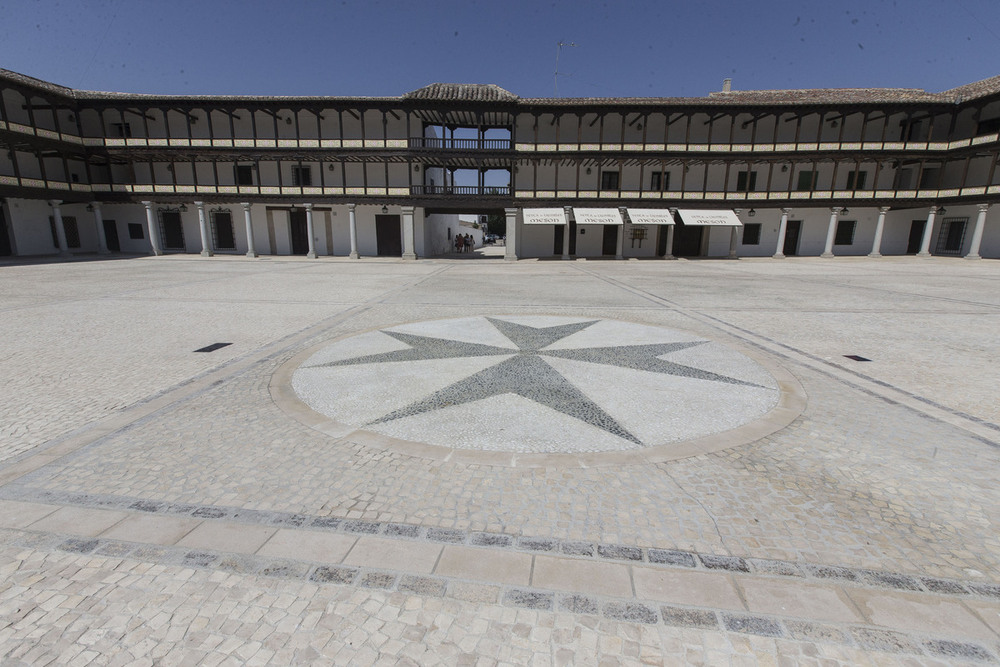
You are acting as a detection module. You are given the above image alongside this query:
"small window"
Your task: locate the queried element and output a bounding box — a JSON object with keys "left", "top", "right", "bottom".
{"left": 834, "top": 220, "right": 856, "bottom": 246}
{"left": 128, "top": 223, "right": 144, "bottom": 239}
{"left": 918, "top": 167, "right": 940, "bottom": 189}
{"left": 736, "top": 171, "right": 757, "bottom": 192}
{"left": 291, "top": 165, "right": 312, "bottom": 187}
{"left": 977, "top": 117, "right": 1000, "bottom": 136}
{"left": 600, "top": 171, "right": 620, "bottom": 190}
{"left": 795, "top": 170, "right": 817, "bottom": 191}
{"left": 110, "top": 122, "right": 132, "bottom": 138}
{"left": 845, "top": 170, "right": 867, "bottom": 190}
{"left": 235, "top": 165, "right": 254, "bottom": 186}
{"left": 742, "top": 223, "right": 761, "bottom": 245}
{"left": 650, "top": 171, "right": 669, "bottom": 191}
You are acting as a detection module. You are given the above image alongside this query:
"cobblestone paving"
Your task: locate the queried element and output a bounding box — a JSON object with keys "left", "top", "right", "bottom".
{"left": 1, "top": 254, "right": 998, "bottom": 664}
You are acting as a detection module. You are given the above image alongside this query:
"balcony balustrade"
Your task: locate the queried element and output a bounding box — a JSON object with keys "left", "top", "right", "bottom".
{"left": 408, "top": 137, "right": 513, "bottom": 150}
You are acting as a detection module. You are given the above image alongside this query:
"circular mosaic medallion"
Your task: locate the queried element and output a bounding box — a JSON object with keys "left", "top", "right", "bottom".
{"left": 284, "top": 316, "right": 798, "bottom": 459}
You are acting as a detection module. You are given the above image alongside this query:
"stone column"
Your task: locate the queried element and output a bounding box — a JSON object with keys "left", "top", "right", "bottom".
{"left": 401, "top": 205, "right": 416, "bottom": 260}
{"left": 92, "top": 202, "right": 110, "bottom": 254}
{"left": 242, "top": 202, "right": 258, "bottom": 258}
{"left": 195, "top": 201, "right": 212, "bottom": 257}
{"left": 616, "top": 207, "right": 626, "bottom": 260}
{"left": 773, "top": 208, "right": 791, "bottom": 258}
{"left": 303, "top": 203, "right": 317, "bottom": 258}
{"left": 869, "top": 206, "right": 890, "bottom": 257}
{"left": 49, "top": 200, "right": 71, "bottom": 257}
{"left": 504, "top": 207, "right": 518, "bottom": 261}
{"left": 917, "top": 206, "right": 938, "bottom": 257}
{"left": 664, "top": 223, "right": 675, "bottom": 260}
{"left": 728, "top": 211, "right": 740, "bottom": 260}
{"left": 821, "top": 207, "right": 842, "bottom": 258}
{"left": 965, "top": 203, "right": 990, "bottom": 260}
{"left": 561, "top": 206, "right": 572, "bottom": 260}
{"left": 141, "top": 201, "right": 162, "bottom": 255}
{"left": 347, "top": 204, "right": 359, "bottom": 259}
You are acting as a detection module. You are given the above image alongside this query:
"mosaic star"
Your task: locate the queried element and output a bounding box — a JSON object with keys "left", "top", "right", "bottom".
{"left": 306, "top": 318, "right": 762, "bottom": 445}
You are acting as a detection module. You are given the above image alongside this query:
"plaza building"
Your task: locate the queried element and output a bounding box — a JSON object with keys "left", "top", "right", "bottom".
{"left": 0, "top": 67, "right": 998, "bottom": 260}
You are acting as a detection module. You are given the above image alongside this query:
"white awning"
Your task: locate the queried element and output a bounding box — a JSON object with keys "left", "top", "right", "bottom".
{"left": 626, "top": 208, "right": 675, "bottom": 226}
{"left": 573, "top": 208, "right": 623, "bottom": 225}
{"left": 675, "top": 209, "right": 743, "bottom": 227}
{"left": 522, "top": 208, "right": 566, "bottom": 225}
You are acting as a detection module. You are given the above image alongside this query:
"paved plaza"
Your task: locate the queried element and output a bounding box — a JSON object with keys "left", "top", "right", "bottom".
{"left": 0, "top": 251, "right": 999, "bottom": 665}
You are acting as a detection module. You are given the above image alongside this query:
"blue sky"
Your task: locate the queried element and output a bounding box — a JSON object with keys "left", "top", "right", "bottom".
{"left": 1, "top": 0, "right": 998, "bottom": 98}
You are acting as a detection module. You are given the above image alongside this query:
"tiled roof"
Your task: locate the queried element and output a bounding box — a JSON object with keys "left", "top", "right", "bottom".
{"left": 1, "top": 67, "right": 998, "bottom": 107}
{"left": 403, "top": 83, "right": 518, "bottom": 102}
{"left": 944, "top": 75, "right": 1000, "bottom": 101}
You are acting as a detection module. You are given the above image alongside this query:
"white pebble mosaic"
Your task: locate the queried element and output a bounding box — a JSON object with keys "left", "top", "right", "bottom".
{"left": 292, "top": 316, "right": 780, "bottom": 453}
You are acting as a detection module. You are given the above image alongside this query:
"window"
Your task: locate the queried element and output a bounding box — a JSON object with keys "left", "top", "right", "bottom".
{"left": 49, "top": 216, "right": 80, "bottom": 248}
{"left": 918, "top": 167, "right": 940, "bottom": 189}
{"left": 128, "top": 223, "right": 144, "bottom": 240}
{"left": 935, "top": 218, "right": 967, "bottom": 255}
{"left": 110, "top": 122, "right": 132, "bottom": 138}
{"left": 210, "top": 210, "right": 237, "bottom": 251}
{"left": 650, "top": 171, "right": 669, "bottom": 191}
{"left": 834, "top": 220, "right": 856, "bottom": 246}
{"left": 795, "top": 170, "right": 817, "bottom": 191}
{"left": 742, "top": 223, "right": 761, "bottom": 245}
{"left": 235, "top": 165, "right": 254, "bottom": 186}
{"left": 291, "top": 165, "right": 312, "bottom": 187}
{"left": 845, "top": 170, "right": 867, "bottom": 190}
{"left": 600, "top": 171, "right": 620, "bottom": 190}
{"left": 977, "top": 117, "right": 1000, "bottom": 136}
{"left": 736, "top": 171, "right": 757, "bottom": 192}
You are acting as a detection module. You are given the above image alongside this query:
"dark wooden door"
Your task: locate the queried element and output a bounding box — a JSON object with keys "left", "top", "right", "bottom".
{"left": 656, "top": 225, "right": 670, "bottom": 257}
{"left": 673, "top": 224, "right": 703, "bottom": 257}
{"left": 160, "top": 211, "right": 185, "bottom": 251}
{"left": 0, "top": 209, "right": 11, "bottom": 256}
{"left": 103, "top": 219, "right": 120, "bottom": 252}
{"left": 783, "top": 220, "right": 801, "bottom": 256}
{"left": 602, "top": 225, "right": 618, "bottom": 255}
{"left": 375, "top": 215, "right": 402, "bottom": 256}
{"left": 289, "top": 210, "right": 309, "bottom": 255}
{"left": 907, "top": 220, "right": 925, "bottom": 254}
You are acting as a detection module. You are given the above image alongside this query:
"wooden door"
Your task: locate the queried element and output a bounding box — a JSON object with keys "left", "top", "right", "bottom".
{"left": 907, "top": 220, "right": 925, "bottom": 254}
{"left": 103, "top": 220, "right": 120, "bottom": 252}
{"left": 289, "top": 209, "right": 309, "bottom": 255}
{"left": 375, "top": 215, "right": 402, "bottom": 256}
{"left": 602, "top": 225, "right": 618, "bottom": 256}
{"left": 672, "top": 224, "right": 703, "bottom": 257}
{"left": 783, "top": 220, "right": 801, "bottom": 256}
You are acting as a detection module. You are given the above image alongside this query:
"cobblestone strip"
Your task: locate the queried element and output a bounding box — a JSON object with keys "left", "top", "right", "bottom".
{"left": 5, "top": 490, "right": 999, "bottom": 603}
{"left": 2, "top": 528, "right": 993, "bottom": 663}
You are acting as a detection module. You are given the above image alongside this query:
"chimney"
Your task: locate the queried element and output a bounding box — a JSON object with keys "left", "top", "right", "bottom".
{"left": 722, "top": 78, "right": 732, "bottom": 93}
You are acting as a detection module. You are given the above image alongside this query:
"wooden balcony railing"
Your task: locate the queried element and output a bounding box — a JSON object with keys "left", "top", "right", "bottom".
{"left": 408, "top": 137, "right": 513, "bottom": 150}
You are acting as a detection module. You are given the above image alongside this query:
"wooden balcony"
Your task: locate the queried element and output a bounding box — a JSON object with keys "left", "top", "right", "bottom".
{"left": 408, "top": 137, "right": 513, "bottom": 150}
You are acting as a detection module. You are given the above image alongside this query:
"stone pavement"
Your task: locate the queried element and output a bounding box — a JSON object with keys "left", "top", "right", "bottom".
{"left": 0, "top": 252, "right": 998, "bottom": 665}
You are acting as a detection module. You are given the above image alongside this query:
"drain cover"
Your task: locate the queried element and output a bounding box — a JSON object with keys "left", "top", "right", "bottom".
{"left": 194, "top": 342, "right": 232, "bottom": 353}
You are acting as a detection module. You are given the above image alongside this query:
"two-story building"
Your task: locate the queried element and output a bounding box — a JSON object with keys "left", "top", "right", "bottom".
{"left": 1, "top": 69, "right": 997, "bottom": 260}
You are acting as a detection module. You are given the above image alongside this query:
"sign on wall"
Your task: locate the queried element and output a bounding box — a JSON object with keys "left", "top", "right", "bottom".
{"left": 675, "top": 209, "right": 743, "bottom": 226}
{"left": 522, "top": 208, "right": 566, "bottom": 225}
{"left": 573, "top": 208, "right": 623, "bottom": 225}
{"left": 626, "top": 209, "right": 676, "bottom": 226}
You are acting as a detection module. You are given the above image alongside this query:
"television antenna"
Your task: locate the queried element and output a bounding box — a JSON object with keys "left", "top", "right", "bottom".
{"left": 554, "top": 41, "right": 577, "bottom": 97}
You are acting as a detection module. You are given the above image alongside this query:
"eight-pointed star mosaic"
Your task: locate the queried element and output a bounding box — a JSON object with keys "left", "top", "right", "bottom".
{"left": 293, "top": 316, "right": 779, "bottom": 452}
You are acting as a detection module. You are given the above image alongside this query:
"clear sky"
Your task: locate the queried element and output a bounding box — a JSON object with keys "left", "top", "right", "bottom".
{"left": 1, "top": 0, "right": 998, "bottom": 98}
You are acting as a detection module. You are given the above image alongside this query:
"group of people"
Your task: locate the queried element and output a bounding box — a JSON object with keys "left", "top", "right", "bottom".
{"left": 454, "top": 233, "right": 476, "bottom": 253}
